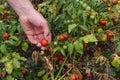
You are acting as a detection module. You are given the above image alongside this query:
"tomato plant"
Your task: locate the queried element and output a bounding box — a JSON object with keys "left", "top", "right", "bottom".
{"left": 0, "top": 0, "right": 120, "bottom": 80}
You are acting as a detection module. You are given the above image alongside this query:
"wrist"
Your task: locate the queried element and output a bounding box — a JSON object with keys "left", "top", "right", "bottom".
{"left": 6, "top": 0, "right": 36, "bottom": 17}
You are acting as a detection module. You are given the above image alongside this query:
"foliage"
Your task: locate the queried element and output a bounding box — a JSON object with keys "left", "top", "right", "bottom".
{"left": 0, "top": 0, "right": 120, "bottom": 80}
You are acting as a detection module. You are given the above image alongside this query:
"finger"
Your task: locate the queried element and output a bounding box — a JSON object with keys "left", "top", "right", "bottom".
{"left": 41, "top": 47, "right": 46, "bottom": 51}
{"left": 27, "top": 35, "right": 37, "bottom": 44}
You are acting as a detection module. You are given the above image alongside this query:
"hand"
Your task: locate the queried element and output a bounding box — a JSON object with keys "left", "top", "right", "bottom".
{"left": 19, "top": 10, "right": 51, "bottom": 50}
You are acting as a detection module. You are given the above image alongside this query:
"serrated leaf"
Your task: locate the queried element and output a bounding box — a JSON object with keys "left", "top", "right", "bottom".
{"left": 82, "top": 34, "right": 97, "bottom": 43}
{"left": 0, "top": 44, "right": 7, "bottom": 53}
{"left": 9, "top": 36, "right": 19, "bottom": 41}
{"left": 5, "top": 61, "right": 13, "bottom": 74}
{"left": 68, "top": 43, "right": 74, "bottom": 55}
{"left": 21, "top": 42, "right": 28, "bottom": 51}
{"left": 68, "top": 24, "right": 77, "bottom": 33}
{"left": 37, "top": 70, "right": 46, "bottom": 77}
{"left": 74, "top": 41, "right": 83, "bottom": 54}
{"left": 6, "top": 75, "right": 14, "bottom": 80}
{"left": 12, "top": 59, "right": 20, "bottom": 69}
{"left": 5, "top": 39, "right": 15, "bottom": 45}
{"left": 19, "top": 57, "right": 27, "bottom": 61}
{"left": 111, "top": 55, "right": 120, "bottom": 68}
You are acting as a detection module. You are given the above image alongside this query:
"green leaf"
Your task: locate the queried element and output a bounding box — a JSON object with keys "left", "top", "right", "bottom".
{"left": 79, "top": 25, "right": 88, "bottom": 31}
{"left": 60, "top": 48, "right": 65, "bottom": 56}
{"left": 5, "top": 61, "right": 13, "bottom": 74}
{"left": 111, "top": 55, "right": 120, "bottom": 68}
{"left": 82, "top": 34, "right": 98, "bottom": 43}
{"left": 42, "top": 73, "right": 48, "bottom": 80}
{"left": 5, "top": 39, "right": 15, "bottom": 45}
{"left": 37, "top": 70, "right": 46, "bottom": 77}
{"left": 9, "top": 36, "right": 19, "bottom": 41}
{"left": 12, "top": 59, "right": 20, "bottom": 68}
{"left": 68, "top": 43, "right": 74, "bottom": 55}
{"left": 0, "top": 55, "right": 10, "bottom": 62}
{"left": 19, "top": 57, "right": 27, "bottom": 61}
{"left": 117, "top": 42, "right": 120, "bottom": 52}
{"left": 21, "top": 42, "right": 28, "bottom": 51}
{"left": 68, "top": 24, "right": 77, "bottom": 33}
{"left": 6, "top": 75, "right": 14, "bottom": 80}
{"left": 74, "top": 41, "right": 83, "bottom": 54}
{"left": 52, "top": 47, "right": 60, "bottom": 54}
{"left": 0, "top": 44, "right": 7, "bottom": 53}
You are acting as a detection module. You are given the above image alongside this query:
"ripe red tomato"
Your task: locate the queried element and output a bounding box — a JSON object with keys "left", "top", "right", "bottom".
{"left": 117, "top": 53, "right": 120, "bottom": 57}
{"left": 3, "top": 32, "right": 9, "bottom": 39}
{"left": 107, "top": 32, "right": 114, "bottom": 38}
{"left": 59, "top": 35, "right": 65, "bottom": 40}
{"left": 86, "top": 13, "right": 90, "bottom": 17}
{"left": 40, "top": 39, "right": 48, "bottom": 47}
{"left": 112, "top": 0, "right": 118, "bottom": 5}
{"left": 70, "top": 38, "right": 75, "bottom": 43}
{"left": 102, "top": 0, "right": 108, "bottom": 3}
{"left": 3, "top": 10, "right": 8, "bottom": 15}
{"left": 86, "top": 73, "right": 92, "bottom": 78}
{"left": 60, "top": 57, "right": 65, "bottom": 62}
{"left": 70, "top": 76, "right": 76, "bottom": 80}
{"left": 21, "top": 70, "right": 26, "bottom": 75}
{"left": 63, "top": 34, "right": 69, "bottom": 39}
{"left": 97, "top": 47, "right": 101, "bottom": 51}
{"left": 48, "top": 47, "right": 52, "bottom": 53}
{"left": 99, "top": 19, "right": 107, "bottom": 26}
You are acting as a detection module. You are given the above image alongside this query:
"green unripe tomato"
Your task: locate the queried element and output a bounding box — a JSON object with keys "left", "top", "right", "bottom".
{"left": 86, "top": 6, "right": 91, "bottom": 11}
{"left": 54, "top": 41, "right": 58, "bottom": 45}
{"left": 90, "top": 15, "right": 95, "bottom": 19}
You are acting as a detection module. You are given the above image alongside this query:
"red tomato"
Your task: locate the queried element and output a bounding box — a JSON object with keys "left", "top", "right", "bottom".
{"left": 86, "top": 73, "right": 92, "bottom": 78}
{"left": 48, "top": 47, "right": 52, "bottom": 53}
{"left": 59, "top": 35, "right": 65, "bottom": 40}
{"left": 86, "top": 13, "right": 90, "bottom": 17}
{"left": 63, "top": 34, "right": 69, "bottom": 39}
{"left": 99, "top": 19, "right": 107, "bottom": 26}
{"left": 40, "top": 39, "right": 48, "bottom": 47}
{"left": 21, "top": 70, "right": 26, "bottom": 75}
{"left": 60, "top": 57, "right": 65, "bottom": 62}
{"left": 97, "top": 47, "right": 101, "bottom": 51}
{"left": 3, "top": 10, "right": 8, "bottom": 15}
{"left": 112, "top": 0, "right": 118, "bottom": 5}
{"left": 107, "top": 32, "right": 114, "bottom": 38}
{"left": 3, "top": 32, "right": 9, "bottom": 39}
{"left": 102, "top": 0, "right": 108, "bottom": 3}
{"left": 70, "top": 38, "right": 75, "bottom": 43}
{"left": 117, "top": 53, "right": 120, "bottom": 57}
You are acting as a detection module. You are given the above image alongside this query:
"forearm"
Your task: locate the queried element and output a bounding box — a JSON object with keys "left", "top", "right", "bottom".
{"left": 6, "top": 0, "right": 35, "bottom": 17}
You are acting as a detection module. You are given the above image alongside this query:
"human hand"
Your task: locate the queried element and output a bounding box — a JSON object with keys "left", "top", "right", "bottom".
{"left": 19, "top": 10, "right": 51, "bottom": 50}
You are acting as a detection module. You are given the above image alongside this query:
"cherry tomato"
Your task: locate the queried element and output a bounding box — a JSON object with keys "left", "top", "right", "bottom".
{"left": 48, "top": 47, "right": 52, "bottom": 53}
{"left": 112, "top": 0, "right": 118, "bottom": 5}
{"left": 3, "top": 10, "right": 8, "bottom": 15}
{"left": 86, "top": 13, "right": 90, "bottom": 17}
{"left": 99, "top": 19, "right": 107, "bottom": 26}
{"left": 40, "top": 39, "right": 48, "bottom": 47}
{"left": 3, "top": 32, "right": 9, "bottom": 39}
{"left": 97, "top": 47, "right": 101, "bottom": 51}
{"left": 63, "top": 34, "right": 69, "bottom": 39}
{"left": 59, "top": 35, "right": 65, "bottom": 40}
{"left": 102, "top": 0, "right": 108, "bottom": 3}
{"left": 21, "top": 70, "right": 26, "bottom": 75}
{"left": 107, "top": 31, "right": 114, "bottom": 38}
{"left": 86, "top": 73, "right": 92, "bottom": 78}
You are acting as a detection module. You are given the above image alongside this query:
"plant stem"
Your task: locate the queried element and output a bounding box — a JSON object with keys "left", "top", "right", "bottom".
{"left": 55, "top": 55, "right": 68, "bottom": 80}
